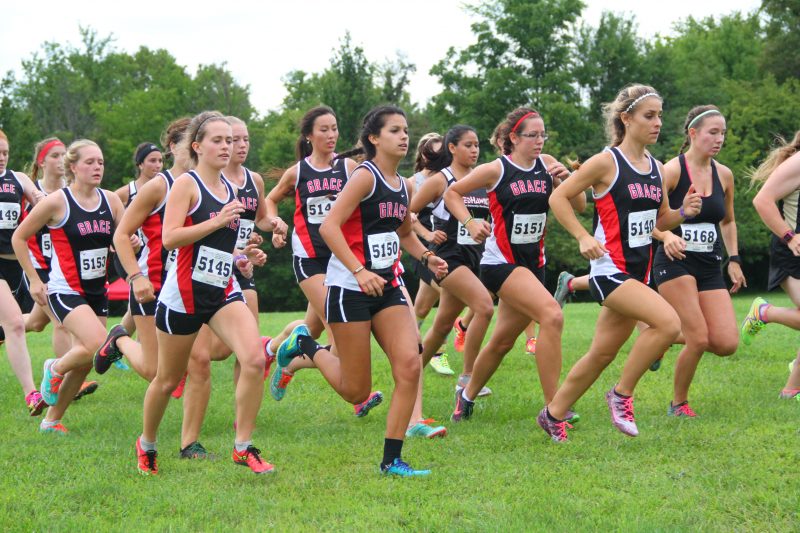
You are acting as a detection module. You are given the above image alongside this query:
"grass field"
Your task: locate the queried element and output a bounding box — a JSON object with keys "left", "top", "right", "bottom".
{"left": 0, "top": 295, "right": 798, "bottom": 531}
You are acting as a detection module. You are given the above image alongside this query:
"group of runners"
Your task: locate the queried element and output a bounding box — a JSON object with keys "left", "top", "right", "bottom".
{"left": 0, "top": 82, "right": 798, "bottom": 477}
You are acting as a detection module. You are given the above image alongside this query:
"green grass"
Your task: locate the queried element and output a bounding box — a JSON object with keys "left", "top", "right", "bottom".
{"left": 0, "top": 295, "right": 798, "bottom": 531}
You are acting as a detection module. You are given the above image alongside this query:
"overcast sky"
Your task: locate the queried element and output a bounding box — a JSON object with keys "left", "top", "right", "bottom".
{"left": 2, "top": 0, "right": 761, "bottom": 114}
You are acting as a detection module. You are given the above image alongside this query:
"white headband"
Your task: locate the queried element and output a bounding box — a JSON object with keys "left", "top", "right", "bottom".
{"left": 687, "top": 109, "right": 722, "bottom": 130}
{"left": 625, "top": 92, "right": 660, "bottom": 113}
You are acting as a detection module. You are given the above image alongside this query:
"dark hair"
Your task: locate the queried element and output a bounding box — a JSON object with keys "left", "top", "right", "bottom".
{"left": 296, "top": 106, "right": 337, "bottom": 160}
{"left": 679, "top": 105, "right": 723, "bottom": 153}
{"left": 161, "top": 117, "right": 191, "bottom": 159}
{"left": 336, "top": 105, "right": 406, "bottom": 161}
{"left": 28, "top": 137, "right": 63, "bottom": 181}
{"left": 414, "top": 133, "right": 442, "bottom": 173}
{"left": 491, "top": 107, "right": 540, "bottom": 155}
{"left": 602, "top": 84, "right": 661, "bottom": 147}
{"left": 133, "top": 142, "right": 161, "bottom": 176}
{"left": 425, "top": 125, "right": 478, "bottom": 172}
{"left": 180, "top": 111, "right": 230, "bottom": 166}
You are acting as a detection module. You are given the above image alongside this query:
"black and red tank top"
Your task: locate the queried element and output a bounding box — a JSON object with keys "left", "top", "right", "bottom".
{"left": 0, "top": 170, "right": 25, "bottom": 255}
{"left": 139, "top": 171, "right": 175, "bottom": 292}
{"left": 325, "top": 160, "right": 408, "bottom": 291}
{"left": 224, "top": 167, "right": 259, "bottom": 250}
{"left": 48, "top": 188, "right": 114, "bottom": 297}
{"left": 21, "top": 180, "right": 56, "bottom": 270}
{"left": 292, "top": 156, "right": 348, "bottom": 258}
{"left": 158, "top": 171, "right": 240, "bottom": 314}
{"left": 431, "top": 167, "right": 489, "bottom": 261}
{"left": 591, "top": 147, "right": 663, "bottom": 282}
{"left": 481, "top": 155, "right": 552, "bottom": 270}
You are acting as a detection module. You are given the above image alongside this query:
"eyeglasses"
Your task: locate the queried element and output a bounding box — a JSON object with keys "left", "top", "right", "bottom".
{"left": 517, "top": 132, "right": 549, "bottom": 141}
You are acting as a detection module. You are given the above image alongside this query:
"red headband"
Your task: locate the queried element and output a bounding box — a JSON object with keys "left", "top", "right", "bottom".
{"left": 37, "top": 140, "right": 65, "bottom": 165}
{"left": 511, "top": 112, "right": 538, "bottom": 134}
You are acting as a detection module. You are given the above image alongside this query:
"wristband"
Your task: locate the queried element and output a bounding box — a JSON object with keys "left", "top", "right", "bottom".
{"left": 234, "top": 254, "right": 247, "bottom": 262}
{"left": 782, "top": 230, "right": 796, "bottom": 245}
{"left": 462, "top": 216, "right": 474, "bottom": 227}
{"left": 679, "top": 206, "right": 693, "bottom": 220}
{"left": 421, "top": 251, "right": 434, "bottom": 267}
{"left": 728, "top": 255, "right": 741, "bottom": 264}
{"left": 127, "top": 272, "right": 144, "bottom": 285}
{"left": 353, "top": 266, "right": 365, "bottom": 275}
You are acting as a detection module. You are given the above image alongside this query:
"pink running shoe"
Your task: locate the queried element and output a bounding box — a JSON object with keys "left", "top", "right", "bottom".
{"left": 536, "top": 407, "right": 568, "bottom": 442}
{"left": 667, "top": 401, "right": 697, "bottom": 417}
{"left": 261, "top": 336, "right": 275, "bottom": 380}
{"left": 26, "top": 390, "right": 46, "bottom": 416}
{"left": 171, "top": 372, "right": 187, "bottom": 399}
{"left": 779, "top": 388, "right": 800, "bottom": 399}
{"left": 453, "top": 318, "right": 466, "bottom": 353}
{"left": 605, "top": 387, "right": 639, "bottom": 437}
{"left": 525, "top": 337, "right": 537, "bottom": 355}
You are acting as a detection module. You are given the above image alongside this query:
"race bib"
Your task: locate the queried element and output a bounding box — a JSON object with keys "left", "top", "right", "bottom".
{"left": 628, "top": 209, "right": 656, "bottom": 248}
{"left": 510, "top": 213, "right": 546, "bottom": 244}
{"left": 367, "top": 232, "right": 399, "bottom": 270}
{"left": 79, "top": 248, "right": 108, "bottom": 280}
{"left": 41, "top": 234, "right": 52, "bottom": 258}
{"left": 0, "top": 202, "right": 21, "bottom": 229}
{"left": 458, "top": 218, "right": 485, "bottom": 245}
{"left": 236, "top": 219, "right": 255, "bottom": 249}
{"left": 192, "top": 245, "right": 233, "bottom": 288}
{"left": 164, "top": 248, "right": 178, "bottom": 273}
{"left": 307, "top": 196, "right": 334, "bottom": 224}
{"left": 681, "top": 223, "right": 717, "bottom": 253}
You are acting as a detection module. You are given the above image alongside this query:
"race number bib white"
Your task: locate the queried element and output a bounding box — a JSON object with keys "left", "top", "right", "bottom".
{"left": 306, "top": 196, "right": 334, "bottom": 224}
{"left": 0, "top": 202, "right": 21, "bottom": 229}
{"left": 681, "top": 223, "right": 717, "bottom": 253}
{"left": 164, "top": 248, "right": 178, "bottom": 273}
{"left": 510, "top": 213, "right": 546, "bottom": 244}
{"left": 41, "top": 234, "right": 52, "bottom": 258}
{"left": 628, "top": 209, "right": 656, "bottom": 248}
{"left": 192, "top": 246, "right": 233, "bottom": 288}
{"left": 236, "top": 219, "right": 255, "bottom": 249}
{"left": 367, "top": 232, "right": 399, "bottom": 270}
{"left": 458, "top": 218, "right": 485, "bottom": 245}
{"left": 79, "top": 248, "right": 108, "bottom": 280}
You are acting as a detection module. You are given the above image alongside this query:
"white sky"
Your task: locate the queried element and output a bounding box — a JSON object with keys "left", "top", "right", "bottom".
{"left": 2, "top": 0, "right": 761, "bottom": 115}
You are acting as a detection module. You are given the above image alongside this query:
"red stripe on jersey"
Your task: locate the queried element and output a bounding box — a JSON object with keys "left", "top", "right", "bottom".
{"left": 595, "top": 194, "right": 627, "bottom": 274}
{"left": 176, "top": 216, "right": 195, "bottom": 313}
{"left": 341, "top": 205, "right": 365, "bottom": 265}
{"left": 224, "top": 276, "right": 234, "bottom": 297}
{"left": 488, "top": 190, "right": 514, "bottom": 263}
{"left": 293, "top": 189, "right": 315, "bottom": 258}
{"left": 538, "top": 227, "right": 547, "bottom": 268}
{"left": 141, "top": 213, "right": 165, "bottom": 290}
{"left": 643, "top": 246, "right": 654, "bottom": 285}
{"left": 50, "top": 227, "right": 83, "bottom": 295}
{"left": 20, "top": 201, "right": 47, "bottom": 267}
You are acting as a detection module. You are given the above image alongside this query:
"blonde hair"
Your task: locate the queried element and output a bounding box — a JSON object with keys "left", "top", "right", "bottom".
{"left": 161, "top": 117, "right": 191, "bottom": 159}
{"left": 602, "top": 84, "right": 662, "bottom": 147}
{"left": 179, "top": 111, "right": 230, "bottom": 166}
{"left": 64, "top": 139, "right": 100, "bottom": 184}
{"left": 749, "top": 131, "right": 800, "bottom": 185}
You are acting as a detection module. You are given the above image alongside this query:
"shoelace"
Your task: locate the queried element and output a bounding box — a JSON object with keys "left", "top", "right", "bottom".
{"left": 618, "top": 396, "right": 635, "bottom": 421}
{"left": 144, "top": 450, "right": 157, "bottom": 471}
{"left": 553, "top": 420, "right": 568, "bottom": 440}
{"left": 246, "top": 446, "right": 264, "bottom": 464}
{"left": 390, "top": 459, "right": 412, "bottom": 473}
{"left": 438, "top": 354, "right": 451, "bottom": 367}
{"left": 677, "top": 404, "right": 697, "bottom": 417}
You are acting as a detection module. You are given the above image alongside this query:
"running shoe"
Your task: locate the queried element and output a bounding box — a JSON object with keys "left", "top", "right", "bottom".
{"left": 525, "top": 337, "right": 537, "bottom": 355}
{"left": 39, "top": 421, "right": 68, "bottom": 435}
{"left": 40, "top": 359, "right": 62, "bottom": 406}
{"left": 406, "top": 419, "right": 447, "bottom": 438}
{"left": 113, "top": 359, "right": 130, "bottom": 371}
{"left": 667, "top": 401, "right": 698, "bottom": 417}
{"left": 26, "top": 390, "right": 46, "bottom": 416}
{"left": 451, "top": 387, "right": 474, "bottom": 422}
{"left": 456, "top": 374, "right": 492, "bottom": 397}
{"left": 269, "top": 367, "right": 294, "bottom": 401}
{"left": 180, "top": 441, "right": 216, "bottom": 460}
{"left": 354, "top": 391, "right": 383, "bottom": 417}
{"left": 277, "top": 324, "right": 310, "bottom": 367}
{"left": 565, "top": 410, "right": 581, "bottom": 425}
{"left": 171, "top": 372, "right": 187, "bottom": 399}
{"left": 232, "top": 445, "right": 275, "bottom": 474}
{"left": 261, "top": 336, "right": 275, "bottom": 380}
{"left": 380, "top": 458, "right": 431, "bottom": 477}
{"left": 136, "top": 437, "right": 158, "bottom": 475}
{"left": 741, "top": 297, "right": 768, "bottom": 346}
{"left": 536, "top": 407, "right": 568, "bottom": 442}
{"left": 430, "top": 353, "right": 455, "bottom": 376}
{"left": 779, "top": 388, "right": 800, "bottom": 400}
{"left": 95, "top": 324, "right": 128, "bottom": 374}
{"left": 649, "top": 357, "right": 663, "bottom": 372}
{"left": 554, "top": 271, "right": 575, "bottom": 308}
{"left": 605, "top": 388, "right": 639, "bottom": 437}
{"left": 453, "top": 318, "right": 467, "bottom": 353}
{"left": 74, "top": 381, "right": 99, "bottom": 401}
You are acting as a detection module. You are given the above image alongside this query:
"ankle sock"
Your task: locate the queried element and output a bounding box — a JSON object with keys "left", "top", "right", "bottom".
{"left": 297, "top": 335, "right": 322, "bottom": 359}
{"left": 234, "top": 440, "right": 252, "bottom": 453}
{"left": 139, "top": 436, "right": 157, "bottom": 451}
{"left": 381, "top": 438, "right": 403, "bottom": 467}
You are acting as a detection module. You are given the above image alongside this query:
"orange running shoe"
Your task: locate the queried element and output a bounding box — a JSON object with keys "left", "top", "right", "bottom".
{"left": 39, "top": 421, "right": 68, "bottom": 435}
{"left": 74, "top": 381, "right": 99, "bottom": 401}
{"left": 453, "top": 318, "right": 467, "bottom": 353}
{"left": 232, "top": 445, "right": 275, "bottom": 474}
{"left": 136, "top": 437, "right": 158, "bottom": 475}
{"left": 171, "top": 372, "right": 187, "bottom": 399}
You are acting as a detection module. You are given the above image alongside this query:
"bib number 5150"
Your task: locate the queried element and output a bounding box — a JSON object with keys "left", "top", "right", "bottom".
{"left": 367, "top": 232, "right": 399, "bottom": 270}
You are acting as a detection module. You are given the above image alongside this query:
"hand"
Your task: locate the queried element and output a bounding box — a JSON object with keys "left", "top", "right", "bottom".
{"left": 247, "top": 232, "right": 264, "bottom": 246}
{"left": 132, "top": 276, "right": 156, "bottom": 303}
{"left": 30, "top": 278, "right": 48, "bottom": 307}
{"left": 355, "top": 268, "right": 386, "bottom": 297}
{"left": 428, "top": 230, "right": 447, "bottom": 245}
{"left": 681, "top": 184, "right": 703, "bottom": 219}
{"left": 788, "top": 234, "right": 800, "bottom": 257}
{"left": 235, "top": 256, "right": 254, "bottom": 279}
{"left": 272, "top": 233, "right": 287, "bottom": 249}
{"left": 727, "top": 261, "right": 747, "bottom": 293}
{"left": 427, "top": 255, "right": 449, "bottom": 280}
{"left": 547, "top": 161, "right": 570, "bottom": 180}
{"left": 33, "top": 190, "right": 46, "bottom": 203}
{"left": 130, "top": 233, "right": 143, "bottom": 252}
{"left": 578, "top": 234, "right": 608, "bottom": 260}
{"left": 217, "top": 200, "right": 244, "bottom": 229}
{"left": 269, "top": 216, "right": 288, "bottom": 236}
{"left": 662, "top": 232, "right": 687, "bottom": 261}
{"left": 243, "top": 243, "right": 267, "bottom": 267}
{"left": 467, "top": 219, "right": 492, "bottom": 244}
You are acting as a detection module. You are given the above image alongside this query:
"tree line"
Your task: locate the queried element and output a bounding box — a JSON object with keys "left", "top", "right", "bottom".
{"left": 1, "top": 0, "right": 798, "bottom": 310}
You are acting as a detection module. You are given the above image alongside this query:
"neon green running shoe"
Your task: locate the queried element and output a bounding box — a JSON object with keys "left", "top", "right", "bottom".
{"left": 430, "top": 352, "right": 455, "bottom": 376}
{"left": 741, "top": 297, "right": 767, "bottom": 346}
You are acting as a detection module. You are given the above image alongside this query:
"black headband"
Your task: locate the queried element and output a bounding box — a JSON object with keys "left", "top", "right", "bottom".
{"left": 135, "top": 144, "right": 160, "bottom": 165}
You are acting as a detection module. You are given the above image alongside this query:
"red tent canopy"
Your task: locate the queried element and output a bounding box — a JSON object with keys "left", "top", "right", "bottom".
{"left": 106, "top": 278, "right": 129, "bottom": 301}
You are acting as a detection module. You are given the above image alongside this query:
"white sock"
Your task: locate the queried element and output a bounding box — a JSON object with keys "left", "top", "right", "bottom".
{"left": 40, "top": 419, "right": 60, "bottom": 429}
{"left": 462, "top": 389, "right": 474, "bottom": 403}
{"left": 235, "top": 440, "right": 252, "bottom": 452}
{"left": 140, "top": 437, "right": 157, "bottom": 452}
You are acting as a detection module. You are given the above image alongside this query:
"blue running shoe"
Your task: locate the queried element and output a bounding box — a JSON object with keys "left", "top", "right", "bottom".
{"left": 114, "top": 359, "right": 130, "bottom": 371}
{"left": 380, "top": 458, "right": 431, "bottom": 477}
{"left": 276, "top": 324, "right": 310, "bottom": 367}
{"left": 40, "top": 359, "right": 62, "bottom": 406}
{"left": 270, "top": 367, "right": 294, "bottom": 401}
{"left": 354, "top": 391, "right": 383, "bottom": 417}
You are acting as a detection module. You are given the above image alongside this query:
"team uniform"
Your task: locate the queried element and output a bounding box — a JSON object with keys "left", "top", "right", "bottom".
{"left": 325, "top": 160, "right": 409, "bottom": 323}
{"left": 589, "top": 147, "right": 664, "bottom": 303}
{"left": 129, "top": 171, "right": 176, "bottom": 316}
{"left": 480, "top": 155, "right": 552, "bottom": 294}
{"left": 226, "top": 168, "right": 259, "bottom": 292}
{"left": 430, "top": 167, "right": 489, "bottom": 277}
{"left": 767, "top": 180, "right": 800, "bottom": 290}
{"left": 653, "top": 153, "right": 726, "bottom": 291}
{"left": 46, "top": 188, "right": 114, "bottom": 322}
{"left": 291, "top": 156, "right": 348, "bottom": 282}
{"left": 410, "top": 171, "right": 437, "bottom": 285}
{"left": 113, "top": 181, "right": 146, "bottom": 280}
{"left": 156, "top": 171, "right": 243, "bottom": 335}
{"left": 0, "top": 170, "right": 25, "bottom": 295}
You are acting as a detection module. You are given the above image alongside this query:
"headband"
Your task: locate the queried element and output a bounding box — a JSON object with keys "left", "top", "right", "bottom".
{"left": 624, "top": 92, "right": 660, "bottom": 114}
{"left": 135, "top": 143, "right": 160, "bottom": 165}
{"left": 511, "top": 112, "right": 539, "bottom": 134}
{"left": 687, "top": 109, "right": 722, "bottom": 130}
{"left": 36, "top": 140, "right": 65, "bottom": 165}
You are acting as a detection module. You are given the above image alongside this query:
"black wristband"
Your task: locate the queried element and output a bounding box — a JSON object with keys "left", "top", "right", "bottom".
{"left": 728, "top": 255, "right": 741, "bottom": 264}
